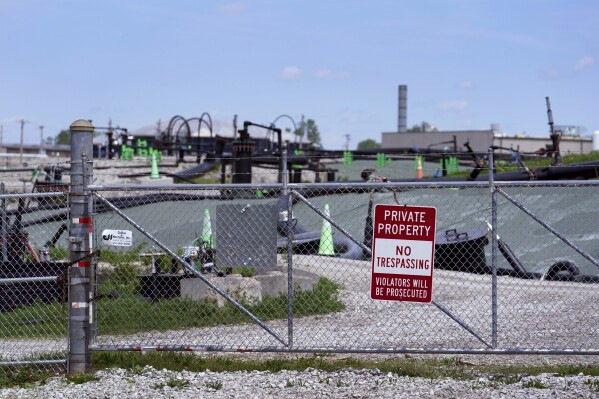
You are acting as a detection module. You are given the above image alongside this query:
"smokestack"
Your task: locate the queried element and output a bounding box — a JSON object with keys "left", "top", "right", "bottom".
{"left": 398, "top": 85, "right": 407, "bottom": 132}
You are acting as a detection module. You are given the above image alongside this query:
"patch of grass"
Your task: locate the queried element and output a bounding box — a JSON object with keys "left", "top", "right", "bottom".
{"left": 0, "top": 301, "right": 67, "bottom": 338}
{"left": 6, "top": 353, "right": 599, "bottom": 390}
{"left": 0, "top": 277, "right": 343, "bottom": 338}
{"left": 184, "top": 174, "right": 224, "bottom": 184}
{"left": 522, "top": 378, "right": 550, "bottom": 389}
{"left": 489, "top": 373, "right": 523, "bottom": 385}
{"left": 0, "top": 354, "right": 65, "bottom": 388}
{"left": 451, "top": 151, "right": 599, "bottom": 178}
{"left": 166, "top": 378, "right": 190, "bottom": 389}
{"left": 66, "top": 373, "right": 100, "bottom": 384}
{"left": 205, "top": 380, "right": 222, "bottom": 390}
{"left": 230, "top": 267, "right": 255, "bottom": 277}
{"left": 49, "top": 246, "right": 69, "bottom": 261}
{"left": 94, "top": 276, "right": 343, "bottom": 335}
{"left": 335, "top": 379, "right": 349, "bottom": 387}
{"left": 585, "top": 378, "right": 599, "bottom": 392}
{"left": 92, "top": 352, "right": 599, "bottom": 383}
{"left": 0, "top": 366, "right": 54, "bottom": 388}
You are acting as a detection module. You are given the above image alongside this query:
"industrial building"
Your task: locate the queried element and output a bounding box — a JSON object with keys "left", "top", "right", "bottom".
{"left": 381, "top": 85, "right": 594, "bottom": 155}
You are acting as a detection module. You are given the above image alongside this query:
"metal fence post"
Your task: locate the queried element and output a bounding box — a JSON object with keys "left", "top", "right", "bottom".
{"left": 68, "top": 119, "right": 94, "bottom": 373}
{"left": 282, "top": 144, "right": 293, "bottom": 347}
{"left": 488, "top": 148, "right": 498, "bottom": 349}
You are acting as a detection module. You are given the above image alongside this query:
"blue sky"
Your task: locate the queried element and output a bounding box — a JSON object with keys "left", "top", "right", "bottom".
{"left": 1, "top": 0, "right": 597, "bottom": 149}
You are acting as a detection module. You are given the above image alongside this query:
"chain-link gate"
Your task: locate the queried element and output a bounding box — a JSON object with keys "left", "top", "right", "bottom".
{"left": 88, "top": 178, "right": 599, "bottom": 355}
{"left": 0, "top": 189, "right": 70, "bottom": 372}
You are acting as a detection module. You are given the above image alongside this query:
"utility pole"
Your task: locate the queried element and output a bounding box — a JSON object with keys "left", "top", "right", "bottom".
{"left": 300, "top": 115, "right": 306, "bottom": 145}
{"left": 345, "top": 134, "right": 350, "bottom": 151}
{"left": 19, "top": 119, "right": 26, "bottom": 165}
{"left": 39, "top": 125, "right": 44, "bottom": 155}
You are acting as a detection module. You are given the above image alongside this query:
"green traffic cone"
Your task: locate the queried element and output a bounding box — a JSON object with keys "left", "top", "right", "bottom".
{"left": 150, "top": 153, "right": 160, "bottom": 179}
{"left": 202, "top": 208, "right": 213, "bottom": 248}
{"left": 318, "top": 203, "right": 335, "bottom": 256}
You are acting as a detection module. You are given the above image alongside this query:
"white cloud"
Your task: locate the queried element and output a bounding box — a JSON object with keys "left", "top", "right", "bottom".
{"left": 281, "top": 66, "right": 301, "bottom": 80}
{"left": 217, "top": 3, "right": 245, "bottom": 13}
{"left": 574, "top": 56, "right": 594, "bottom": 72}
{"left": 459, "top": 80, "right": 475, "bottom": 89}
{"left": 437, "top": 100, "right": 469, "bottom": 112}
{"left": 315, "top": 69, "right": 349, "bottom": 79}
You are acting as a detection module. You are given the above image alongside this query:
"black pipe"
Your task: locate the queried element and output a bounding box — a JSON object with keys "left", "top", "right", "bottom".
{"left": 45, "top": 223, "right": 68, "bottom": 247}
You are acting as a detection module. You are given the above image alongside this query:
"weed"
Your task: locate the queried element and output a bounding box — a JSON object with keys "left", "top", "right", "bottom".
{"left": 66, "top": 373, "right": 99, "bottom": 385}
{"left": 585, "top": 378, "right": 599, "bottom": 392}
{"left": 489, "top": 374, "right": 522, "bottom": 386}
{"left": 318, "top": 376, "right": 330, "bottom": 384}
{"left": 285, "top": 379, "right": 294, "bottom": 387}
{"left": 205, "top": 380, "right": 222, "bottom": 390}
{"left": 166, "top": 378, "right": 189, "bottom": 389}
{"left": 125, "top": 365, "right": 144, "bottom": 376}
{"left": 335, "top": 379, "right": 349, "bottom": 387}
{"left": 522, "top": 378, "right": 549, "bottom": 389}
{"left": 230, "top": 266, "right": 255, "bottom": 277}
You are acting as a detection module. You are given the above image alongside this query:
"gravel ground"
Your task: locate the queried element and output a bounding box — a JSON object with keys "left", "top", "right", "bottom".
{"left": 2, "top": 365, "right": 599, "bottom": 398}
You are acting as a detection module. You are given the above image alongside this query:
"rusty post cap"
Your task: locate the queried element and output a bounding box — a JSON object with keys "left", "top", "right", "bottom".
{"left": 69, "top": 119, "right": 94, "bottom": 132}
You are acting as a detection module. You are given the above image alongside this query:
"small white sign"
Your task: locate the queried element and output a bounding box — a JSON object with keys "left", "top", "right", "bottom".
{"left": 101, "top": 229, "right": 133, "bottom": 247}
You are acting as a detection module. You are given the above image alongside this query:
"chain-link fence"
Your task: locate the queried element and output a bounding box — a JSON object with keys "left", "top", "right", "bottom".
{"left": 0, "top": 188, "right": 70, "bottom": 373}
{"left": 2, "top": 147, "right": 599, "bottom": 379}
{"left": 88, "top": 178, "right": 599, "bottom": 355}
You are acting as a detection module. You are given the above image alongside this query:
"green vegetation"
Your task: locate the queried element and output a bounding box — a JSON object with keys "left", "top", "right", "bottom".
{"left": 357, "top": 139, "right": 380, "bottom": 150}
{"left": 294, "top": 118, "right": 321, "bottom": 145}
{"left": 54, "top": 130, "right": 70, "bottom": 145}
{"left": 526, "top": 151, "right": 599, "bottom": 168}
{"left": 3, "top": 353, "right": 599, "bottom": 389}
{"left": 154, "top": 378, "right": 190, "bottom": 390}
{"left": 0, "top": 276, "right": 343, "bottom": 338}
{"left": 0, "top": 300, "right": 67, "bottom": 338}
{"left": 91, "top": 352, "right": 599, "bottom": 383}
{"left": 0, "top": 353, "right": 64, "bottom": 388}
{"left": 66, "top": 373, "right": 100, "bottom": 384}
{"left": 186, "top": 176, "right": 223, "bottom": 184}
{"left": 448, "top": 151, "right": 599, "bottom": 178}
{"left": 522, "top": 378, "right": 550, "bottom": 389}
{"left": 95, "top": 276, "right": 342, "bottom": 335}
{"left": 1, "top": 240, "right": 342, "bottom": 338}
{"left": 205, "top": 380, "right": 223, "bottom": 390}
{"left": 585, "top": 378, "right": 599, "bottom": 392}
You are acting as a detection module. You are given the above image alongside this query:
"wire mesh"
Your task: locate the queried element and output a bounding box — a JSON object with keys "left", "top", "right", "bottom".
{"left": 88, "top": 180, "right": 599, "bottom": 354}
{"left": 0, "top": 190, "right": 69, "bottom": 375}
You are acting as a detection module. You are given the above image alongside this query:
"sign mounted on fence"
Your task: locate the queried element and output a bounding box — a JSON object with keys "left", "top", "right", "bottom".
{"left": 101, "top": 229, "right": 133, "bottom": 247}
{"left": 371, "top": 204, "right": 436, "bottom": 303}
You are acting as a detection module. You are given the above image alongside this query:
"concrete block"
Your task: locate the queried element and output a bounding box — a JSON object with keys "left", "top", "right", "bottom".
{"left": 180, "top": 267, "right": 321, "bottom": 306}
{"left": 181, "top": 274, "right": 262, "bottom": 307}
{"left": 254, "top": 272, "right": 287, "bottom": 297}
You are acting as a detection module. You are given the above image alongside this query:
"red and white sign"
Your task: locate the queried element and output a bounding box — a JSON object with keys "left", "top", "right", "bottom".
{"left": 370, "top": 204, "right": 436, "bottom": 303}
